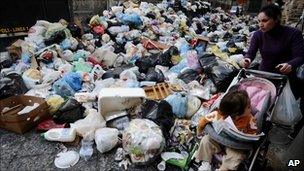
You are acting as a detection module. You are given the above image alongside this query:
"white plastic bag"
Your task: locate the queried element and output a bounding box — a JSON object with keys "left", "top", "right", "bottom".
{"left": 95, "top": 128, "right": 119, "bottom": 153}
{"left": 71, "top": 109, "right": 106, "bottom": 137}
{"left": 272, "top": 80, "right": 302, "bottom": 126}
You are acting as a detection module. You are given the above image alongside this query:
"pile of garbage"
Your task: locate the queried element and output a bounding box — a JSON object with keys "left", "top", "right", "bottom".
{"left": 0, "top": 0, "right": 259, "bottom": 170}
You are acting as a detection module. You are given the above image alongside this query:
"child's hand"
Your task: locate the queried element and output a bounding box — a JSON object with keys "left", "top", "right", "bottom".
{"left": 196, "top": 126, "right": 203, "bottom": 136}
{"left": 205, "top": 112, "right": 216, "bottom": 122}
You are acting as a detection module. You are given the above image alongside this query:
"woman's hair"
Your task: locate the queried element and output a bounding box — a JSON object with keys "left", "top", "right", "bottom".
{"left": 259, "top": 4, "right": 282, "bottom": 21}
{"left": 219, "top": 90, "right": 249, "bottom": 117}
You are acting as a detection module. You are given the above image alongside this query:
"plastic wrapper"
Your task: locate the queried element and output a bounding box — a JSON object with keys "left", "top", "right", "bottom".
{"left": 122, "top": 119, "right": 165, "bottom": 164}
{"left": 95, "top": 128, "right": 119, "bottom": 153}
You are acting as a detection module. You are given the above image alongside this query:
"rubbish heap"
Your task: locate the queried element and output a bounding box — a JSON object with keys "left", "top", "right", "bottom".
{"left": 0, "top": 0, "right": 259, "bottom": 170}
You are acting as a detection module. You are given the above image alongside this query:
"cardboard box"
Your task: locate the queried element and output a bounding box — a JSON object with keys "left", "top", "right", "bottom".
{"left": 0, "top": 95, "right": 50, "bottom": 134}
{"left": 98, "top": 88, "right": 146, "bottom": 121}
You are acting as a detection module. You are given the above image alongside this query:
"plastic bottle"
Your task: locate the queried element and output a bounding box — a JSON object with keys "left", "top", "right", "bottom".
{"left": 79, "top": 137, "right": 94, "bottom": 161}
{"left": 44, "top": 128, "right": 76, "bottom": 142}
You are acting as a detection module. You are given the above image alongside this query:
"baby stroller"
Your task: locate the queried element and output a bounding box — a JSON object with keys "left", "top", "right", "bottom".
{"left": 203, "top": 69, "right": 287, "bottom": 171}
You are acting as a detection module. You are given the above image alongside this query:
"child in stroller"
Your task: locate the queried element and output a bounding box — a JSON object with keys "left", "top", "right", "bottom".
{"left": 194, "top": 90, "right": 258, "bottom": 170}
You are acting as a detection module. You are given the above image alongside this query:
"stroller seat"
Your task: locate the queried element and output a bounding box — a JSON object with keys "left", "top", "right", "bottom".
{"left": 204, "top": 76, "right": 276, "bottom": 150}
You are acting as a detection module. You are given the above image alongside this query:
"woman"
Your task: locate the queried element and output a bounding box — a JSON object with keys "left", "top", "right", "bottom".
{"left": 240, "top": 4, "right": 304, "bottom": 138}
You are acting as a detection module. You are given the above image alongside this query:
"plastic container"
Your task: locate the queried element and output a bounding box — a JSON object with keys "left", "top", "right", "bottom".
{"left": 54, "top": 151, "right": 79, "bottom": 169}
{"left": 44, "top": 128, "right": 76, "bottom": 142}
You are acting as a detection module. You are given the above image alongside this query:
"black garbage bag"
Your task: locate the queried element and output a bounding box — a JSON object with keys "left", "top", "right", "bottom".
{"left": 178, "top": 69, "right": 200, "bottom": 84}
{"left": 113, "top": 42, "right": 126, "bottom": 54}
{"left": 135, "top": 55, "right": 158, "bottom": 73}
{"left": 0, "top": 58, "right": 14, "bottom": 69}
{"left": 67, "top": 23, "right": 82, "bottom": 38}
{"left": 81, "top": 17, "right": 91, "bottom": 34}
{"left": 145, "top": 68, "right": 165, "bottom": 83}
{"left": 137, "top": 99, "right": 158, "bottom": 119}
{"left": 146, "top": 12, "right": 156, "bottom": 19}
{"left": 226, "top": 39, "right": 237, "bottom": 48}
{"left": 0, "top": 73, "right": 28, "bottom": 100}
{"left": 249, "top": 25, "right": 259, "bottom": 32}
{"left": 199, "top": 53, "right": 216, "bottom": 67}
{"left": 53, "top": 98, "right": 85, "bottom": 124}
{"left": 157, "top": 51, "right": 174, "bottom": 67}
{"left": 163, "top": 15, "right": 174, "bottom": 24}
{"left": 152, "top": 100, "right": 174, "bottom": 141}
{"left": 199, "top": 55, "right": 237, "bottom": 92}
{"left": 232, "top": 35, "right": 247, "bottom": 43}
{"left": 223, "top": 32, "right": 233, "bottom": 40}
{"left": 77, "top": 41, "right": 86, "bottom": 50}
{"left": 44, "top": 30, "right": 66, "bottom": 46}
{"left": 195, "top": 22, "right": 205, "bottom": 34}
{"left": 209, "top": 34, "right": 220, "bottom": 43}
{"left": 168, "top": 46, "right": 179, "bottom": 56}
{"left": 232, "top": 26, "right": 242, "bottom": 33}
{"left": 94, "top": 39, "right": 103, "bottom": 47}
{"left": 103, "top": 64, "right": 134, "bottom": 79}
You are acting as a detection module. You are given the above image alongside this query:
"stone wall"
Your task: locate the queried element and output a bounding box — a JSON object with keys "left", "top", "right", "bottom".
{"left": 72, "top": 0, "right": 161, "bottom": 22}
{"left": 282, "top": 0, "right": 304, "bottom": 24}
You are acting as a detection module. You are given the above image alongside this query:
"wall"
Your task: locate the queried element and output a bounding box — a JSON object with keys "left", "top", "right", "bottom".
{"left": 282, "top": 0, "right": 304, "bottom": 24}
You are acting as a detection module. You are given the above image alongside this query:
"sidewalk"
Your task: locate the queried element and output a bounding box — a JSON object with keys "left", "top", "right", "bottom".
{"left": 0, "top": 126, "right": 293, "bottom": 171}
{"left": 0, "top": 129, "right": 159, "bottom": 170}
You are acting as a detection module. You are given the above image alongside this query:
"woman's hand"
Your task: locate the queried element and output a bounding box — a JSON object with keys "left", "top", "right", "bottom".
{"left": 276, "top": 63, "right": 292, "bottom": 74}
{"left": 239, "top": 58, "right": 252, "bottom": 68}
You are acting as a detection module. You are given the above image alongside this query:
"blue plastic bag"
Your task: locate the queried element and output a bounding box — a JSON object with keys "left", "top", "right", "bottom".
{"left": 165, "top": 93, "right": 188, "bottom": 118}
{"left": 73, "top": 50, "right": 90, "bottom": 61}
{"left": 60, "top": 38, "right": 72, "bottom": 50}
{"left": 117, "top": 13, "right": 143, "bottom": 27}
{"left": 53, "top": 79, "right": 76, "bottom": 97}
{"left": 169, "top": 59, "right": 187, "bottom": 74}
{"left": 62, "top": 72, "right": 82, "bottom": 91}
